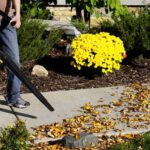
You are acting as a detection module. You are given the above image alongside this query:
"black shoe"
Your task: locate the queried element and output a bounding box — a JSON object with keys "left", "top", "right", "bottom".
{"left": 6, "top": 97, "right": 30, "bottom": 108}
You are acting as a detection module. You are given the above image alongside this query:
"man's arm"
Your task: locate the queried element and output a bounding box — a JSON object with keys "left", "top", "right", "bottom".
{"left": 10, "top": 0, "right": 21, "bottom": 29}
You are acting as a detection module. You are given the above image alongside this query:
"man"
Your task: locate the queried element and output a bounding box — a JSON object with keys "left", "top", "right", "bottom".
{"left": 0, "top": 0, "right": 30, "bottom": 108}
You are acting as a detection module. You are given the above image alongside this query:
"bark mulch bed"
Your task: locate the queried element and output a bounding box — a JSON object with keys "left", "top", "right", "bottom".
{"left": 0, "top": 48, "right": 150, "bottom": 95}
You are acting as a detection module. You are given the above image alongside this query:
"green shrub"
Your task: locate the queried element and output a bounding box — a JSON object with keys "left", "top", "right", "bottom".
{"left": 136, "top": 8, "right": 150, "bottom": 55}
{"left": 17, "top": 14, "right": 63, "bottom": 62}
{"left": 0, "top": 121, "right": 30, "bottom": 150}
{"left": 114, "top": 12, "right": 138, "bottom": 56}
{"left": 100, "top": 7, "right": 150, "bottom": 58}
{"left": 99, "top": 19, "right": 118, "bottom": 35}
{"left": 71, "top": 17, "right": 88, "bottom": 33}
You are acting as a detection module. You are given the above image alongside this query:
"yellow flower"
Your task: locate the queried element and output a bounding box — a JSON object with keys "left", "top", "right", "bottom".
{"left": 70, "top": 32, "right": 126, "bottom": 74}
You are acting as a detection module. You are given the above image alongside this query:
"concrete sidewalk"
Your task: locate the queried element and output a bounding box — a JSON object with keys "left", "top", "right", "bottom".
{"left": 0, "top": 86, "right": 149, "bottom": 136}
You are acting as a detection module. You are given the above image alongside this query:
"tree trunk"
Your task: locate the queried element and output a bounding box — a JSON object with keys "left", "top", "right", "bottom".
{"left": 84, "top": 8, "right": 91, "bottom": 30}
{"left": 75, "top": 2, "right": 82, "bottom": 20}
{"left": 84, "top": 9, "right": 90, "bottom": 22}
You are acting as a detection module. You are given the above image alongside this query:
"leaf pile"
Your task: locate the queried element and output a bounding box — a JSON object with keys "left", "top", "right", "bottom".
{"left": 29, "top": 82, "right": 150, "bottom": 149}
{"left": 118, "top": 82, "right": 150, "bottom": 129}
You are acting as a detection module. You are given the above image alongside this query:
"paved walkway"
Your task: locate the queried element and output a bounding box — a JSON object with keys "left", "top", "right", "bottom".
{"left": 0, "top": 86, "right": 149, "bottom": 137}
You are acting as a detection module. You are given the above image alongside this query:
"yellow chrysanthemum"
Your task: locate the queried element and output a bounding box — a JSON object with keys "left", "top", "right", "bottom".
{"left": 70, "top": 32, "right": 126, "bottom": 74}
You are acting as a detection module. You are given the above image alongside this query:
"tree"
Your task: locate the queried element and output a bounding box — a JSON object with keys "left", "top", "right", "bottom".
{"left": 65, "top": 0, "right": 122, "bottom": 28}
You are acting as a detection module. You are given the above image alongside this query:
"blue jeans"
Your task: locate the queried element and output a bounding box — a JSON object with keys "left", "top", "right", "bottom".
{"left": 0, "top": 23, "right": 21, "bottom": 103}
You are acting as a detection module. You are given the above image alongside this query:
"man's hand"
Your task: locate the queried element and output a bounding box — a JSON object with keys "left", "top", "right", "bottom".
{"left": 10, "top": 14, "right": 21, "bottom": 29}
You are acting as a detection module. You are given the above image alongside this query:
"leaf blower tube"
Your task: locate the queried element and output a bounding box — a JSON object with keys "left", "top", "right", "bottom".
{"left": 0, "top": 11, "right": 54, "bottom": 112}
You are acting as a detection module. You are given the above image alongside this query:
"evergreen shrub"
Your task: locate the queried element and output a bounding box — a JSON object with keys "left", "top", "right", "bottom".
{"left": 17, "top": 15, "right": 63, "bottom": 62}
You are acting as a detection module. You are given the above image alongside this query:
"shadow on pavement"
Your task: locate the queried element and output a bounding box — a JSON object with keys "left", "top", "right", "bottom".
{"left": 0, "top": 100, "right": 37, "bottom": 119}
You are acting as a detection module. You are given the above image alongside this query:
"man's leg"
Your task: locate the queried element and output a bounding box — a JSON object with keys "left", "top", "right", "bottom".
{"left": 0, "top": 24, "right": 20, "bottom": 103}
{"left": 0, "top": 24, "right": 30, "bottom": 108}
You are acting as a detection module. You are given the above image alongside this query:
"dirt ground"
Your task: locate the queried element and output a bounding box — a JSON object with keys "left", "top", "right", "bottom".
{"left": 0, "top": 48, "right": 150, "bottom": 95}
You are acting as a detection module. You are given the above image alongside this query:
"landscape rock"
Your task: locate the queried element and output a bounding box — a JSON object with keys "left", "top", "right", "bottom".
{"left": 41, "top": 20, "right": 81, "bottom": 36}
{"left": 62, "top": 133, "right": 99, "bottom": 149}
{"left": 32, "top": 65, "right": 48, "bottom": 77}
